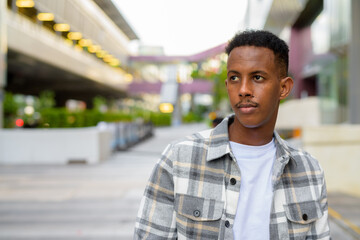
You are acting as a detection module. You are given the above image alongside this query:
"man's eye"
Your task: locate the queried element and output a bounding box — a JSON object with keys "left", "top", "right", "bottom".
{"left": 254, "top": 75, "right": 264, "bottom": 81}
{"left": 230, "top": 76, "right": 239, "bottom": 81}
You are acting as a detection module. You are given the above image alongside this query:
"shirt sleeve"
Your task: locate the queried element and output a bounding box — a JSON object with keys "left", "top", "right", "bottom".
{"left": 134, "top": 144, "right": 177, "bottom": 239}
{"left": 308, "top": 170, "right": 331, "bottom": 239}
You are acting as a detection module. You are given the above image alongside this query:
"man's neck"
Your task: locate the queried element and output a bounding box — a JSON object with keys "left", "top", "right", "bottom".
{"left": 228, "top": 120, "right": 274, "bottom": 146}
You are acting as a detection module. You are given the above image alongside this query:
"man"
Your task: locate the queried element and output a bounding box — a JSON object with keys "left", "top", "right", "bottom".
{"left": 134, "top": 30, "right": 330, "bottom": 239}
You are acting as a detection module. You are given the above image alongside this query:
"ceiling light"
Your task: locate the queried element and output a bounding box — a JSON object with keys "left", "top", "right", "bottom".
{"left": 124, "top": 74, "right": 133, "bottom": 83}
{"left": 96, "top": 50, "right": 107, "bottom": 58}
{"left": 37, "top": 13, "right": 54, "bottom": 21}
{"left": 67, "top": 32, "right": 82, "bottom": 40}
{"left": 88, "top": 45, "right": 101, "bottom": 53}
{"left": 109, "top": 59, "right": 120, "bottom": 67}
{"left": 53, "top": 23, "right": 70, "bottom": 32}
{"left": 79, "top": 39, "right": 92, "bottom": 47}
{"left": 103, "top": 54, "right": 113, "bottom": 63}
{"left": 16, "top": 0, "right": 34, "bottom": 8}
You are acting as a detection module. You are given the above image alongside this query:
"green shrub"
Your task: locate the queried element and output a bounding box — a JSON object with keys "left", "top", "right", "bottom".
{"left": 150, "top": 112, "right": 171, "bottom": 126}
{"left": 182, "top": 112, "right": 203, "bottom": 123}
{"left": 37, "top": 108, "right": 171, "bottom": 128}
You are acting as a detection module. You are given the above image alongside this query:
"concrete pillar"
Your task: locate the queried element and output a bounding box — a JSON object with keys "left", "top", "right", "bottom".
{"left": 160, "top": 65, "right": 182, "bottom": 126}
{"left": 0, "top": 0, "right": 7, "bottom": 128}
{"left": 348, "top": 0, "right": 360, "bottom": 124}
{"left": 288, "top": 27, "right": 313, "bottom": 98}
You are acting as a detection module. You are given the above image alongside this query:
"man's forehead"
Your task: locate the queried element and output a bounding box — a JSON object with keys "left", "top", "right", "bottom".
{"left": 228, "top": 46, "right": 275, "bottom": 60}
{"left": 226, "top": 46, "right": 276, "bottom": 70}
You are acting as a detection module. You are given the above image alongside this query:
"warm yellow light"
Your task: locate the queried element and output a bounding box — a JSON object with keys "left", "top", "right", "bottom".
{"left": 37, "top": 13, "right": 54, "bottom": 21}
{"left": 67, "top": 32, "right": 82, "bottom": 40}
{"left": 74, "top": 44, "right": 83, "bottom": 52}
{"left": 208, "top": 111, "right": 217, "bottom": 120}
{"left": 96, "top": 50, "right": 107, "bottom": 58}
{"left": 16, "top": 0, "right": 34, "bottom": 8}
{"left": 109, "top": 58, "right": 120, "bottom": 67}
{"left": 88, "top": 45, "right": 101, "bottom": 53}
{"left": 159, "top": 103, "right": 174, "bottom": 113}
{"left": 79, "top": 39, "right": 92, "bottom": 47}
{"left": 64, "top": 39, "right": 73, "bottom": 46}
{"left": 124, "top": 74, "right": 133, "bottom": 83}
{"left": 53, "top": 23, "right": 70, "bottom": 32}
{"left": 103, "top": 54, "right": 113, "bottom": 63}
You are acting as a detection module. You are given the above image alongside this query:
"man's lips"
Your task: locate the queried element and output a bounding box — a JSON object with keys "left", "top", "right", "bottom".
{"left": 235, "top": 101, "right": 258, "bottom": 113}
{"left": 235, "top": 101, "right": 259, "bottom": 108}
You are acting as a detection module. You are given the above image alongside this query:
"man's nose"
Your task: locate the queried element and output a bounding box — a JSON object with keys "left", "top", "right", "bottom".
{"left": 238, "top": 78, "right": 253, "bottom": 97}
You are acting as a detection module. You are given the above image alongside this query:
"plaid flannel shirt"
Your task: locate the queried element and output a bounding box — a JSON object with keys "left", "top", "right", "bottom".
{"left": 134, "top": 115, "right": 330, "bottom": 239}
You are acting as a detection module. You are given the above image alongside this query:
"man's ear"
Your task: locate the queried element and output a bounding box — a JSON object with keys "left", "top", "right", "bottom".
{"left": 279, "top": 77, "right": 294, "bottom": 100}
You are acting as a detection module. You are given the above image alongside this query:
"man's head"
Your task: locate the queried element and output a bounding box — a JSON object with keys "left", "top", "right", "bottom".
{"left": 225, "top": 30, "right": 293, "bottom": 132}
{"left": 226, "top": 30, "right": 289, "bottom": 78}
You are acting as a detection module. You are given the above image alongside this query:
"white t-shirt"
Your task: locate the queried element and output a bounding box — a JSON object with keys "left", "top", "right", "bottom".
{"left": 230, "top": 138, "right": 276, "bottom": 240}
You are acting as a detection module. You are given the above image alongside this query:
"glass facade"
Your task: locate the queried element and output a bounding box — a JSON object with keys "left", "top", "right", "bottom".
{"left": 328, "top": 0, "right": 351, "bottom": 49}
{"left": 318, "top": 56, "right": 348, "bottom": 124}
{"left": 316, "top": 0, "right": 351, "bottom": 124}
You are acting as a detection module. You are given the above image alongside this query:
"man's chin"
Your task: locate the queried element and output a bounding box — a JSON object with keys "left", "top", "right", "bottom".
{"left": 234, "top": 116, "right": 262, "bottom": 129}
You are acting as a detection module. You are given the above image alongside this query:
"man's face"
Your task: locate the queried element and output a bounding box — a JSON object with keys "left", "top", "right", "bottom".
{"left": 226, "top": 46, "right": 290, "bottom": 129}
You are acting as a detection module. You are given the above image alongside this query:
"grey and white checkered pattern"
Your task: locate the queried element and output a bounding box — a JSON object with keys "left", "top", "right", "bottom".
{"left": 134, "top": 115, "right": 330, "bottom": 239}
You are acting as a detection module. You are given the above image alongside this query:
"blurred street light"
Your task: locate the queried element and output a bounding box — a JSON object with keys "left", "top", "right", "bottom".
{"left": 24, "top": 106, "right": 34, "bottom": 115}
{"left": 159, "top": 103, "right": 174, "bottom": 113}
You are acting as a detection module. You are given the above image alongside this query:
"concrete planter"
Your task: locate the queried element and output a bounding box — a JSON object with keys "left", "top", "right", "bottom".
{"left": 302, "top": 125, "right": 360, "bottom": 197}
{"left": 0, "top": 127, "right": 112, "bottom": 164}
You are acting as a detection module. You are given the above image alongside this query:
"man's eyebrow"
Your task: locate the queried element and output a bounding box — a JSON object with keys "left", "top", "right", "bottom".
{"left": 227, "top": 70, "right": 269, "bottom": 76}
{"left": 250, "top": 70, "right": 269, "bottom": 76}
{"left": 227, "top": 70, "right": 240, "bottom": 76}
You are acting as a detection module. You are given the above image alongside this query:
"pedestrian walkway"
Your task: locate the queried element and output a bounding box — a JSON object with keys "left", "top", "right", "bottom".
{"left": 0, "top": 123, "right": 208, "bottom": 240}
{"left": 328, "top": 193, "right": 360, "bottom": 239}
{"left": 0, "top": 123, "right": 359, "bottom": 239}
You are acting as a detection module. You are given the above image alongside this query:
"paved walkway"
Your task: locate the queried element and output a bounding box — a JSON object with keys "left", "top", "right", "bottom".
{"left": 0, "top": 123, "right": 359, "bottom": 239}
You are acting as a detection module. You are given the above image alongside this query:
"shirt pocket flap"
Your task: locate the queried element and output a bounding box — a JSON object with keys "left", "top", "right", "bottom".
{"left": 284, "top": 200, "right": 324, "bottom": 224}
{"left": 175, "top": 194, "right": 224, "bottom": 221}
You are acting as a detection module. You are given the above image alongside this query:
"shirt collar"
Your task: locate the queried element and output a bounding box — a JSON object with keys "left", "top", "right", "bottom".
{"left": 206, "top": 114, "right": 293, "bottom": 162}
{"left": 206, "top": 115, "right": 232, "bottom": 162}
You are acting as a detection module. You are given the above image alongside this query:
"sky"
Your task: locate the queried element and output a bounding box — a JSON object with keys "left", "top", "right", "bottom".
{"left": 113, "top": 0, "right": 248, "bottom": 56}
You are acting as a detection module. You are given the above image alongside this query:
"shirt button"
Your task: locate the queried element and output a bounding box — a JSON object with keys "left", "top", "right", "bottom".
{"left": 193, "top": 210, "right": 201, "bottom": 217}
{"left": 230, "top": 178, "right": 237, "bottom": 185}
{"left": 225, "top": 220, "right": 230, "bottom": 228}
{"left": 302, "top": 214, "right": 308, "bottom": 221}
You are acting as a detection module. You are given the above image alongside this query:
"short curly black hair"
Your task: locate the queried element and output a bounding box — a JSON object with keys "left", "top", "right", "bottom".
{"left": 226, "top": 30, "right": 289, "bottom": 77}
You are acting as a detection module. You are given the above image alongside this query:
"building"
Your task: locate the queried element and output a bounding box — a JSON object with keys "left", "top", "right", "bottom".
{"left": 248, "top": 0, "right": 359, "bottom": 124}
{"left": 0, "top": 0, "right": 138, "bottom": 119}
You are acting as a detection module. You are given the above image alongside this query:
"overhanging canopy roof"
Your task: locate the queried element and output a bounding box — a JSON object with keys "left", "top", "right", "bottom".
{"left": 264, "top": 0, "right": 323, "bottom": 35}
{"left": 93, "top": 0, "right": 139, "bottom": 40}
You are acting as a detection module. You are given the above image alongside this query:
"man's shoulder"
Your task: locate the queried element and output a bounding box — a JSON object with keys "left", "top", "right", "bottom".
{"left": 279, "top": 137, "right": 323, "bottom": 172}
{"left": 170, "top": 128, "right": 214, "bottom": 148}
{"left": 162, "top": 128, "right": 218, "bottom": 162}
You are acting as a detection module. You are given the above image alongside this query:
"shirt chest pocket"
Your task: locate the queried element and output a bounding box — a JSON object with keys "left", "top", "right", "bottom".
{"left": 284, "top": 200, "right": 324, "bottom": 239}
{"left": 175, "top": 194, "right": 224, "bottom": 239}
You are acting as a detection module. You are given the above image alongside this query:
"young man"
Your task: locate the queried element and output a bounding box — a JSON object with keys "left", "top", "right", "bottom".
{"left": 134, "top": 30, "right": 330, "bottom": 239}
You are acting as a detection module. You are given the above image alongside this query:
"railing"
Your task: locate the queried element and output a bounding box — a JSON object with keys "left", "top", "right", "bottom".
{"left": 105, "top": 121, "right": 153, "bottom": 151}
